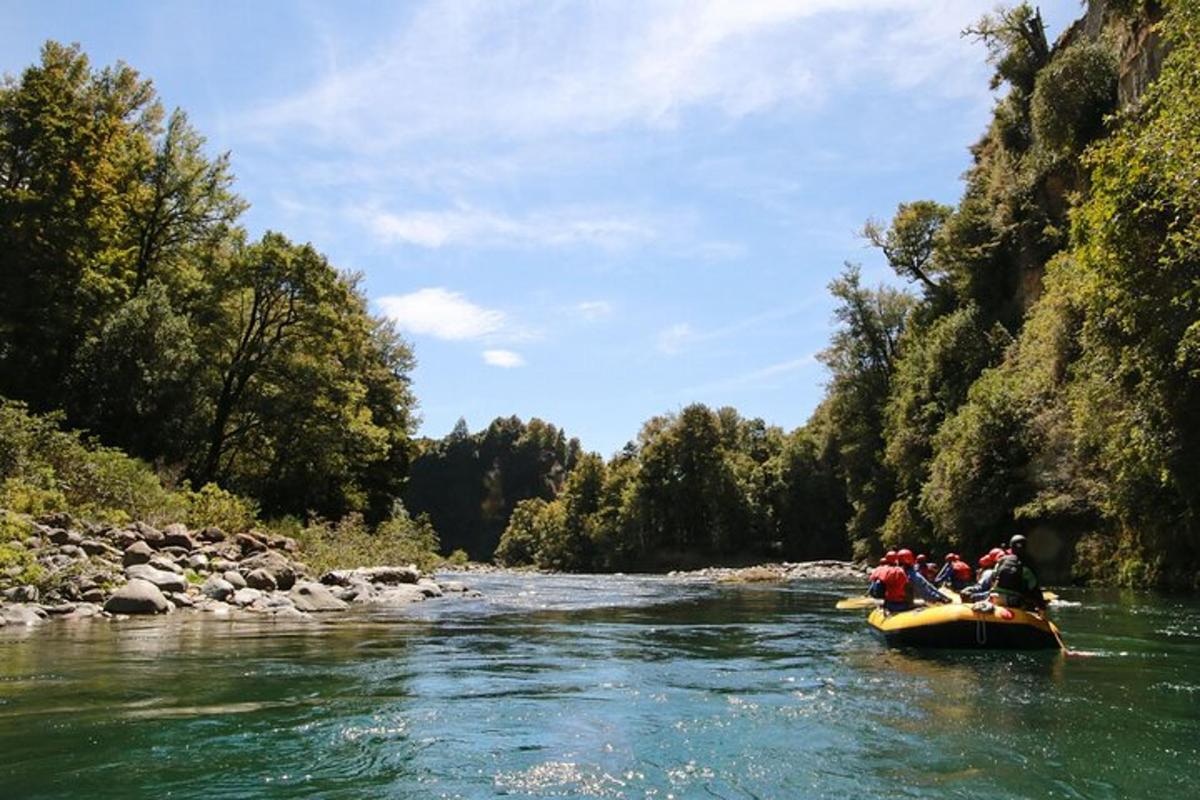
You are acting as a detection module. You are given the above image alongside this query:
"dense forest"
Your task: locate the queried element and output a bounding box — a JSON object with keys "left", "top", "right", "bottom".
{"left": 2, "top": 1, "right": 1197, "bottom": 588}
{"left": 0, "top": 42, "right": 417, "bottom": 526}
{"left": 493, "top": 0, "right": 1199, "bottom": 588}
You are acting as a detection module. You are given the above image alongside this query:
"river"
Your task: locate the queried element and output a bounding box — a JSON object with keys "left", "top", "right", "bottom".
{"left": 1, "top": 573, "right": 1197, "bottom": 799}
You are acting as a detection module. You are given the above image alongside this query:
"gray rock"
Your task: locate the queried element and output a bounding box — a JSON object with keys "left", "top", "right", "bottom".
{"left": 161, "top": 523, "right": 195, "bottom": 550}
{"left": 197, "top": 526, "right": 226, "bottom": 543}
{"left": 149, "top": 555, "right": 183, "bottom": 574}
{"left": 79, "top": 539, "right": 118, "bottom": 557}
{"left": 104, "top": 579, "right": 170, "bottom": 615}
{"left": 186, "top": 553, "right": 210, "bottom": 571}
{"left": 132, "top": 522, "right": 165, "bottom": 548}
{"left": 415, "top": 579, "right": 443, "bottom": 598}
{"left": 231, "top": 588, "right": 263, "bottom": 607}
{"left": 59, "top": 544, "right": 83, "bottom": 558}
{"left": 201, "top": 576, "right": 235, "bottom": 601}
{"left": 6, "top": 585, "right": 39, "bottom": 603}
{"left": 236, "top": 533, "right": 268, "bottom": 555}
{"left": 361, "top": 565, "right": 421, "bottom": 585}
{"left": 371, "top": 584, "right": 426, "bottom": 606}
{"left": 42, "top": 602, "right": 77, "bottom": 615}
{"left": 125, "top": 564, "right": 188, "bottom": 594}
{"left": 123, "top": 541, "right": 154, "bottom": 567}
{"left": 167, "top": 591, "right": 195, "bottom": 608}
{"left": 1, "top": 604, "right": 48, "bottom": 625}
{"left": 239, "top": 551, "right": 297, "bottom": 590}
{"left": 81, "top": 587, "right": 106, "bottom": 604}
{"left": 224, "top": 570, "right": 247, "bottom": 589}
{"left": 65, "top": 602, "right": 102, "bottom": 620}
{"left": 245, "top": 568, "right": 277, "bottom": 591}
{"left": 439, "top": 581, "right": 469, "bottom": 593}
{"left": 270, "top": 606, "right": 309, "bottom": 620}
{"left": 48, "top": 528, "right": 82, "bottom": 546}
{"left": 267, "top": 535, "right": 298, "bottom": 553}
{"left": 210, "top": 558, "right": 240, "bottom": 574}
{"left": 289, "top": 581, "right": 349, "bottom": 613}
{"left": 110, "top": 529, "right": 141, "bottom": 550}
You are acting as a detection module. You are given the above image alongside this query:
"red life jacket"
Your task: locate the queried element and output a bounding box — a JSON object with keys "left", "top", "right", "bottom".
{"left": 882, "top": 566, "right": 909, "bottom": 603}
{"left": 951, "top": 560, "right": 972, "bottom": 582}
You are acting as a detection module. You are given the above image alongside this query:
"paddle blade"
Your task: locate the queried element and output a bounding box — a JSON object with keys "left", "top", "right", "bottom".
{"left": 836, "top": 597, "right": 879, "bottom": 610}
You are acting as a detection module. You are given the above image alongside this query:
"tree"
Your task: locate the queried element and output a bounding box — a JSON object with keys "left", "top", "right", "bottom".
{"left": 862, "top": 201, "right": 953, "bottom": 295}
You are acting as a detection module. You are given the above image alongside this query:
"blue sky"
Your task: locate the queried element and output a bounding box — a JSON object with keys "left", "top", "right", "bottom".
{"left": 5, "top": 0, "right": 1079, "bottom": 456}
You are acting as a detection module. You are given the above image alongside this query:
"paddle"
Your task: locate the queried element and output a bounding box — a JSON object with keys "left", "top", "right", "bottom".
{"left": 835, "top": 596, "right": 880, "bottom": 610}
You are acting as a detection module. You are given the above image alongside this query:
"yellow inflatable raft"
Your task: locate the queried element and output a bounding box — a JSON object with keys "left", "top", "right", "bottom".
{"left": 867, "top": 602, "right": 1062, "bottom": 650}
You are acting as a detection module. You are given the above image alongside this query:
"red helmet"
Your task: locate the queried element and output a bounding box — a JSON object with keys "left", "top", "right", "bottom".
{"left": 916, "top": 554, "right": 927, "bottom": 563}
{"left": 897, "top": 548, "right": 915, "bottom": 567}
{"left": 885, "top": 550, "right": 897, "bottom": 565}
{"left": 946, "top": 553, "right": 960, "bottom": 562}
{"left": 878, "top": 557, "right": 887, "bottom": 565}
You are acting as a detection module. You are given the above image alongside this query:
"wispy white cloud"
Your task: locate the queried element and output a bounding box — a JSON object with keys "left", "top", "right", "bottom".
{"left": 482, "top": 349, "right": 526, "bottom": 368}
{"left": 364, "top": 206, "right": 656, "bottom": 250}
{"left": 240, "top": 1, "right": 998, "bottom": 153}
{"left": 376, "top": 287, "right": 505, "bottom": 340}
{"left": 657, "top": 323, "right": 695, "bottom": 355}
{"left": 684, "top": 354, "right": 819, "bottom": 395}
{"left": 576, "top": 300, "right": 613, "bottom": 321}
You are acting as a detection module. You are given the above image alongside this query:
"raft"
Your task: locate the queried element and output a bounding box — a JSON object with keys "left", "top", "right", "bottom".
{"left": 867, "top": 602, "right": 1061, "bottom": 650}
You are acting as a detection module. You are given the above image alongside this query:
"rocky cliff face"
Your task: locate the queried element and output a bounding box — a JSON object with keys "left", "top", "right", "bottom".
{"left": 1068, "top": 0, "right": 1166, "bottom": 108}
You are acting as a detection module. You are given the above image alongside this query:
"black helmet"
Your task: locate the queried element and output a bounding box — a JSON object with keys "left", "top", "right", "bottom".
{"left": 1009, "top": 534, "right": 1027, "bottom": 551}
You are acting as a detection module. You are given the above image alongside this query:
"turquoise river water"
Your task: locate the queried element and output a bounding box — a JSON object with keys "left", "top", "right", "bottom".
{"left": 1, "top": 573, "right": 1198, "bottom": 799}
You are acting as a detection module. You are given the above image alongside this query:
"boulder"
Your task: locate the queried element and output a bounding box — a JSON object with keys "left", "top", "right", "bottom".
{"left": 5, "top": 585, "right": 39, "bottom": 603}
{"left": 81, "top": 587, "right": 106, "bottom": 605}
{"left": 371, "top": 584, "right": 426, "bottom": 606}
{"left": 239, "top": 551, "right": 297, "bottom": 591}
{"left": 415, "top": 579, "right": 443, "bottom": 598}
{"left": 1, "top": 604, "right": 48, "bottom": 625}
{"left": 361, "top": 565, "right": 421, "bottom": 585}
{"left": 149, "top": 555, "right": 184, "bottom": 575}
{"left": 186, "top": 553, "right": 210, "bottom": 572}
{"left": 161, "top": 524, "right": 196, "bottom": 551}
{"left": 440, "top": 581, "right": 470, "bottom": 593}
{"left": 267, "top": 535, "right": 298, "bottom": 553}
{"left": 48, "top": 528, "right": 82, "bottom": 546}
{"left": 223, "top": 570, "right": 247, "bottom": 589}
{"left": 167, "top": 591, "right": 195, "bottom": 609}
{"left": 109, "top": 529, "right": 141, "bottom": 550}
{"left": 80, "top": 539, "right": 119, "bottom": 557}
{"left": 236, "top": 533, "right": 268, "bottom": 556}
{"left": 210, "top": 558, "right": 240, "bottom": 574}
{"left": 231, "top": 588, "right": 263, "bottom": 607}
{"left": 197, "top": 526, "right": 226, "bottom": 543}
{"left": 122, "top": 541, "right": 154, "bottom": 567}
{"left": 104, "top": 579, "right": 170, "bottom": 615}
{"left": 132, "top": 522, "right": 165, "bottom": 548}
{"left": 201, "top": 576, "right": 235, "bottom": 601}
{"left": 65, "top": 603, "right": 102, "bottom": 620}
{"left": 289, "top": 581, "right": 349, "bottom": 613}
{"left": 125, "top": 564, "right": 188, "bottom": 594}
{"left": 245, "top": 569, "right": 277, "bottom": 592}
{"left": 42, "top": 602, "right": 77, "bottom": 615}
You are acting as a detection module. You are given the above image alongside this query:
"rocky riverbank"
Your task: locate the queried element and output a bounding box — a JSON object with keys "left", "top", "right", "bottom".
{"left": 668, "top": 560, "right": 870, "bottom": 583}
{"left": 0, "top": 514, "right": 477, "bottom": 629}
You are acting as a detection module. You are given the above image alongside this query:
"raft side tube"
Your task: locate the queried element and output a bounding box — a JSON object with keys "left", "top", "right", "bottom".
{"left": 867, "top": 604, "right": 1060, "bottom": 650}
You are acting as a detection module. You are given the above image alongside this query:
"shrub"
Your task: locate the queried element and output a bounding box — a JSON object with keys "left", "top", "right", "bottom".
{"left": 291, "top": 510, "right": 442, "bottom": 575}
{"left": 1032, "top": 41, "right": 1118, "bottom": 156}
{"left": 185, "top": 482, "right": 259, "bottom": 533}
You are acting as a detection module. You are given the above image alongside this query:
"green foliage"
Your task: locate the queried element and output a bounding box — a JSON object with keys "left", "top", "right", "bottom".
{"left": 291, "top": 509, "right": 442, "bottom": 575}
{"left": 184, "top": 482, "right": 258, "bottom": 533}
{"left": 496, "top": 405, "right": 849, "bottom": 571}
{"left": 1031, "top": 41, "right": 1118, "bottom": 157}
{"left": 404, "top": 416, "right": 580, "bottom": 559}
{"left": 0, "top": 42, "right": 418, "bottom": 524}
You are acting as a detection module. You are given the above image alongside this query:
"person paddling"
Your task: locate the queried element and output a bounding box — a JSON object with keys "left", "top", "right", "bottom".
{"left": 989, "top": 534, "right": 1045, "bottom": 610}
{"left": 961, "top": 548, "right": 1005, "bottom": 602}
{"left": 934, "top": 552, "right": 973, "bottom": 591}
{"left": 897, "top": 549, "right": 948, "bottom": 605}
